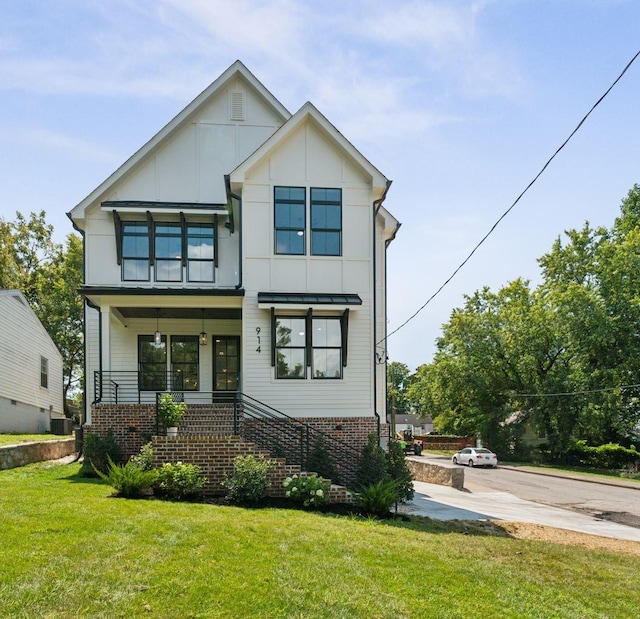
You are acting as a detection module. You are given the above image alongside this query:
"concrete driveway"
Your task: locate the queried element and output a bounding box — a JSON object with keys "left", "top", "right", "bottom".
{"left": 405, "top": 479, "right": 640, "bottom": 541}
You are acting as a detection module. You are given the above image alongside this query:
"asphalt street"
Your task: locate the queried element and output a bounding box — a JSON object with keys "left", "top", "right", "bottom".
{"left": 404, "top": 464, "right": 640, "bottom": 542}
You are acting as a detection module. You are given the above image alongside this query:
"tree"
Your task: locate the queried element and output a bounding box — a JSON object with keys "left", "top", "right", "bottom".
{"left": 386, "top": 361, "right": 414, "bottom": 416}
{"left": 0, "top": 211, "right": 59, "bottom": 305}
{"left": 0, "top": 211, "right": 84, "bottom": 413}
{"left": 409, "top": 185, "right": 640, "bottom": 459}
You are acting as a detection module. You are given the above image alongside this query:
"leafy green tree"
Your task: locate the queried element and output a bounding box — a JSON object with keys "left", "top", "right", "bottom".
{"left": 0, "top": 211, "right": 84, "bottom": 412}
{"left": 410, "top": 185, "right": 640, "bottom": 459}
{"left": 386, "top": 361, "right": 414, "bottom": 415}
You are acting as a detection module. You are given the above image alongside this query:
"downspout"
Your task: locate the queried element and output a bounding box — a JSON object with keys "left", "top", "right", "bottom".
{"left": 66, "top": 212, "right": 90, "bottom": 425}
{"left": 224, "top": 175, "right": 243, "bottom": 290}
{"left": 372, "top": 180, "right": 392, "bottom": 439}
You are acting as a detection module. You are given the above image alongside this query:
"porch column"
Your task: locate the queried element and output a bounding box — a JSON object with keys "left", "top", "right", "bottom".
{"left": 100, "top": 305, "right": 111, "bottom": 373}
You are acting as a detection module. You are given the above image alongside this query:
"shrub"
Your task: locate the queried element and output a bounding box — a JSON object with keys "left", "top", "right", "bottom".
{"left": 568, "top": 440, "right": 639, "bottom": 469}
{"left": 356, "top": 480, "right": 399, "bottom": 517}
{"left": 282, "top": 474, "right": 330, "bottom": 509}
{"left": 94, "top": 456, "right": 158, "bottom": 498}
{"left": 79, "top": 431, "right": 122, "bottom": 477}
{"left": 356, "top": 433, "right": 388, "bottom": 489}
{"left": 386, "top": 438, "right": 414, "bottom": 502}
{"left": 155, "top": 462, "right": 207, "bottom": 500}
{"left": 222, "top": 455, "right": 275, "bottom": 505}
{"left": 129, "top": 441, "right": 154, "bottom": 471}
{"left": 157, "top": 393, "right": 187, "bottom": 427}
{"left": 306, "top": 436, "right": 339, "bottom": 483}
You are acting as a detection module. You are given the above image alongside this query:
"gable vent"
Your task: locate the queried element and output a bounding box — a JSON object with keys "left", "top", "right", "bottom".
{"left": 230, "top": 91, "right": 244, "bottom": 121}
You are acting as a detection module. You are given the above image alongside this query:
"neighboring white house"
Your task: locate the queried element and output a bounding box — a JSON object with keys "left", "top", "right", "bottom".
{"left": 68, "top": 61, "right": 399, "bottom": 462}
{"left": 392, "top": 414, "right": 434, "bottom": 437}
{"left": 0, "top": 289, "right": 64, "bottom": 433}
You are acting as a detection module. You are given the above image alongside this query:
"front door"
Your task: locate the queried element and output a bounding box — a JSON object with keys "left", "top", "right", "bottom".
{"left": 213, "top": 336, "right": 240, "bottom": 393}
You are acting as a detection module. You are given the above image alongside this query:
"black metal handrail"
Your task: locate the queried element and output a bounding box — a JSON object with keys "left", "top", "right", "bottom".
{"left": 237, "top": 392, "right": 363, "bottom": 487}
{"left": 93, "top": 371, "right": 198, "bottom": 404}
{"left": 93, "top": 371, "right": 365, "bottom": 487}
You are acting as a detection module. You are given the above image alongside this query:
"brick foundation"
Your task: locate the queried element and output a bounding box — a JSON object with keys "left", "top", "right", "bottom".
{"left": 86, "top": 403, "right": 379, "bottom": 493}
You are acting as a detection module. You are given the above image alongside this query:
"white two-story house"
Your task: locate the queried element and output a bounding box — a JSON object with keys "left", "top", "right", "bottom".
{"left": 68, "top": 61, "right": 399, "bottom": 481}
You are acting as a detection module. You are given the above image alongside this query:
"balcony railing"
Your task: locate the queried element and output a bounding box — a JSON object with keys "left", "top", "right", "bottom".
{"left": 94, "top": 371, "right": 210, "bottom": 404}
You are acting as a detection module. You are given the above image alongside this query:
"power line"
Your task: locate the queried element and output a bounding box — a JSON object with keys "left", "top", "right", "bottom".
{"left": 381, "top": 48, "right": 640, "bottom": 348}
{"left": 506, "top": 383, "right": 640, "bottom": 398}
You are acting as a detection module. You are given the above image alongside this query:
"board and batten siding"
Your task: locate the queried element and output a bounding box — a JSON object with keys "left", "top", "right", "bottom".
{"left": 241, "top": 297, "right": 374, "bottom": 418}
{"left": 0, "top": 291, "right": 64, "bottom": 432}
{"left": 238, "top": 118, "right": 378, "bottom": 418}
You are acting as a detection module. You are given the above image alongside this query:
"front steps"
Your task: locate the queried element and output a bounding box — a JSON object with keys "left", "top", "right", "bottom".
{"left": 153, "top": 434, "right": 355, "bottom": 505}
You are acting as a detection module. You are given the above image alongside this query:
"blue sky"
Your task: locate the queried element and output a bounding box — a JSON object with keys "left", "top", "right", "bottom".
{"left": 2, "top": 0, "right": 639, "bottom": 370}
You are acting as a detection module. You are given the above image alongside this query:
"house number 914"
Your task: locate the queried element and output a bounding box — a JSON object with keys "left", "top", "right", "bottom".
{"left": 256, "top": 326, "right": 261, "bottom": 353}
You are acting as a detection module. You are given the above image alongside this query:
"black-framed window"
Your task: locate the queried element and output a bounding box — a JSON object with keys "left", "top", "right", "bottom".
{"left": 40, "top": 356, "right": 48, "bottom": 389}
{"left": 311, "top": 188, "right": 342, "bottom": 256}
{"left": 312, "top": 317, "right": 342, "bottom": 378}
{"left": 275, "top": 316, "right": 307, "bottom": 378}
{"left": 139, "top": 335, "right": 167, "bottom": 391}
{"left": 214, "top": 336, "right": 240, "bottom": 391}
{"left": 155, "top": 223, "right": 182, "bottom": 282}
{"left": 273, "top": 313, "right": 346, "bottom": 380}
{"left": 274, "top": 186, "right": 306, "bottom": 255}
{"left": 187, "top": 223, "right": 215, "bottom": 282}
{"left": 171, "top": 336, "right": 199, "bottom": 391}
{"left": 122, "top": 222, "right": 150, "bottom": 281}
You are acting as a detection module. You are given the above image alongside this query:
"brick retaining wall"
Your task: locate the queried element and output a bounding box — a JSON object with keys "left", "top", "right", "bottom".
{"left": 0, "top": 438, "right": 76, "bottom": 470}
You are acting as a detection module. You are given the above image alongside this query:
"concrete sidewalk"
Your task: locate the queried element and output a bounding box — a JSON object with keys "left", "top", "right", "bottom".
{"left": 405, "top": 480, "right": 640, "bottom": 542}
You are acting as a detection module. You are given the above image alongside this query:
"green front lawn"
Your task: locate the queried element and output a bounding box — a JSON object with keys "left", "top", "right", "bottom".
{"left": 0, "top": 461, "right": 638, "bottom": 618}
{"left": 0, "top": 433, "right": 66, "bottom": 447}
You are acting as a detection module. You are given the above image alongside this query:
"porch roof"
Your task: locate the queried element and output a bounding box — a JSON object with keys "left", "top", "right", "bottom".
{"left": 80, "top": 286, "right": 244, "bottom": 320}
{"left": 257, "top": 292, "right": 362, "bottom": 306}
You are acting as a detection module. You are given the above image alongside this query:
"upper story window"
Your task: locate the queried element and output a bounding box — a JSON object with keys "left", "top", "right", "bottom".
{"left": 155, "top": 223, "right": 182, "bottom": 282}
{"left": 115, "top": 212, "right": 218, "bottom": 283}
{"left": 187, "top": 224, "right": 215, "bottom": 282}
{"left": 274, "top": 187, "right": 306, "bottom": 255}
{"left": 122, "top": 222, "right": 150, "bottom": 281}
{"left": 311, "top": 188, "right": 342, "bottom": 256}
{"left": 40, "top": 356, "right": 48, "bottom": 389}
{"left": 274, "top": 186, "right": 342, "bottom": 256}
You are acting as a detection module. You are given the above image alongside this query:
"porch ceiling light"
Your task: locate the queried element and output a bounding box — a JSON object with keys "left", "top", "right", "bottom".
{"left": 199, "top": 309, "right": 208, "bottom": 346}
{"left": 154, "top": 308, "right": 162, "bottom": 345}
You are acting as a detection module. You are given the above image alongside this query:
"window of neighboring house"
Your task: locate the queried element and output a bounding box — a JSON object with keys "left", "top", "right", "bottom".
{"left": 312, "top": 317, "right": 342, "bottom": 378}
{"left": 171, "top": 336, "right": 199, "bottom": 391}
{"left": 40, "top": 356, "right": 48, "bottom": 388}
{"left": 274, "top": 187, "right": 306, "bottom": 255}
{"left": 311, "top": 188, "right": 342, "bottom": 256}
{"left": 187, "top": 223, "right": 215, "bottom": 282}
{"left": 139, "top": 335, "right": 167, "bottom": 391}
{"left": 155, "top": 223, "right": 182, "bottom": 282}
{"left": 275, "top": 316, "right": 307, "bottom": 378}
{"left": 122, "top": 222, "right": 150, "bottom": 281}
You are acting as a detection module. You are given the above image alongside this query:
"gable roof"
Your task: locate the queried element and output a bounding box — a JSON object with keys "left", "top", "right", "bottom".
{"left": 68, "top": 60, "right": 291, "bottom": 223}
{"left": 229, "top": 101, "right": 389, "bottom": 196}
